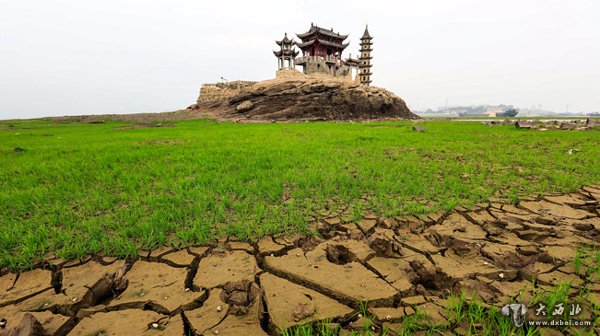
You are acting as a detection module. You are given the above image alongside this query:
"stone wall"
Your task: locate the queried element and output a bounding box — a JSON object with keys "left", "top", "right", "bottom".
{"left": 197, "top": 81, "right": 257, "bottom": 103}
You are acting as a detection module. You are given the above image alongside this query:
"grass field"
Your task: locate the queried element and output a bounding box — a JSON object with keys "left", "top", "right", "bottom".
{"left": 1, "top": 118, "right": 599, "bottom": 268}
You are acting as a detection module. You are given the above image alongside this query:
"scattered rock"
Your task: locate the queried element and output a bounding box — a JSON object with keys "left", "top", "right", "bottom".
{"left": 219, "top": 280, "right": 258, "bottom": 316}
{"left": 0, "top": 314, "right": 44, "bottom": 336}
{"left": 586, "top": 118, "right": 599, "bottom": 127}
{"left": 515, "top": 121, "right": 532, "bottom": 129}
{"left": 235, "top": 100, "right": 254, "bottom": 112}
{"left": 560, "top": 122, "right": 577, "bottom": 130}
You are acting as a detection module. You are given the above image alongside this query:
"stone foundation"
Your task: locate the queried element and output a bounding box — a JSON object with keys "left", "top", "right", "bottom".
{"left": 197, "top": 80, "right": 257, "bottom": 103}
{"left": 275, "top": 68, "right": 306, "bottom": 80}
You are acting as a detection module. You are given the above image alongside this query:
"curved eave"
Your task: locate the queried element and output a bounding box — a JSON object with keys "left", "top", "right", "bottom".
{"left": 296, "top": 40, "right": 315, "bottom": 48}
{"left": 319, "top": 31, "right": 348, "bottom": 40}
{"left": 297, "top": 39, "right": 348, "bottom": 49}
{"left": 319, "top": 40, "right": 349, "bottom": 49}
{"left": 276, "top": 40, "right": 296, "bottom": 46}
{"left": 297, "top": 26, "right": 348, "bottom": 40}
{"left": 296, "top": 29, "right": 316, "bottom": 39}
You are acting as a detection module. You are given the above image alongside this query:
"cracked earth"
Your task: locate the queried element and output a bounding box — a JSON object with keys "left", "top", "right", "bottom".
{"left": 1, "top": 186, "right": 600, "bottom": 335}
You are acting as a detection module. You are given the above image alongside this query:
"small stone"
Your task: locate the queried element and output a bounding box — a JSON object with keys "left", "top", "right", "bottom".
{"left": 499, "top": 273, "right": 505, "bottom": 279}
{"left": 483, "top": 262, "right": 489, "bottom": 266}
{"left": 214, "top": 330, "right": 219, "bottom": 335}
{"left": 185, "top": 288, "right": 190, "bottom": 292}
{"left": 151, "top": 323, "right": 159, "bottom": 329}
{"left": 296, "top": 253, "right": 300, "bottom": 257}
{"left": 216, "top": 305, "right": 222, "bottom": 312}
{"left": 236, "top": 100, "right": 254, "bottom": 112}
{"left": 386, "top": 315, "right": 391, "bottom": 321}
{"left": 358, "top": 313, "right": 363, "bottom": 318}
{"left": 72, "top": 297, "right": 78, "bottom": 302}
{"left": 164, "top": 296, "right": 168, "bottom": 300}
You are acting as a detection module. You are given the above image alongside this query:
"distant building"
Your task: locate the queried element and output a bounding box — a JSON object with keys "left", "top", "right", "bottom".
{"left": 447, "top": 105, "right": 515, "bottom": 117}
{"left": 273, "top": 23, "right": 372, "bottom": 84}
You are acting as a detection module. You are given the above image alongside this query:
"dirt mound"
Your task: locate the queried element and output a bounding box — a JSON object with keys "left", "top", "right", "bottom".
{"left": 0, "top": 186, "right": 599, "bottom": 335}
{"left": 193, "top": 78, "right": 419, "bottom": 121}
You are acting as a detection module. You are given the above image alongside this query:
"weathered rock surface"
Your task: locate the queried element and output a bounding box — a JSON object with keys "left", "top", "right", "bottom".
{"left": 196, "top": 78, "right": 419, "bottom": 121}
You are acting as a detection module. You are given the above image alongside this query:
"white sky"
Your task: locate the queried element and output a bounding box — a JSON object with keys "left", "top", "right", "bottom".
{"left": 1, "top": 0, "right": 599, "bottom": 119}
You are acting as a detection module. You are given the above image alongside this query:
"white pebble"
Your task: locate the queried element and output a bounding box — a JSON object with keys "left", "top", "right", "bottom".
{"left": 483, "top": 262, "right": 489, "bottom": 266}
{"left": 185, "top": 288, "right": 190, "bottom": 292}
{"left": 216, "top": 305, "right": 222, "bottom": 312}
{"left": 386, "top": 315, "right": 391, "bottom": 320}
{"left": 499, "top": 273, "right": 505, "bottom": 279}
{"left": 151, "top": 323, "right": 159, "bottom": 329}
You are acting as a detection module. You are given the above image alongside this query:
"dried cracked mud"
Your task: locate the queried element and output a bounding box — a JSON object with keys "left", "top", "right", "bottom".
{"left": 1, "top": 186, "right": 600, "bottom": 335}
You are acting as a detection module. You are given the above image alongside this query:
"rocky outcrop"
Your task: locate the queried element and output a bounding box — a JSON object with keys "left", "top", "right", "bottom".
{"left": 195, "top": 78, "right": 419, "bottom": 121}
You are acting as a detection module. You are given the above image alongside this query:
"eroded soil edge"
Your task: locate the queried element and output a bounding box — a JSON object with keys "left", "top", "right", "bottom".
{"left": 1, "top": 186, "right": 600, "bottom": 335}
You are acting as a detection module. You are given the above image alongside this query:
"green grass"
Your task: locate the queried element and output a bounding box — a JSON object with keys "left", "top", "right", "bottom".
{"left": 1, "top": 118, "right": 599, "bottom": 268}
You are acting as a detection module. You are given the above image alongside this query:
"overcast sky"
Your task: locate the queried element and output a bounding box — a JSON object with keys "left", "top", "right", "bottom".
{"left": 1, "top": 0, "right": 599, "bottom": 119}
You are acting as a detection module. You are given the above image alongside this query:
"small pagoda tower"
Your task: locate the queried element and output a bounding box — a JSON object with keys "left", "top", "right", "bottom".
{"left": 273, "top": 33, "right": 299, "bottom": 70}
{"left": 358, "top": 25, "right": 373, "bottom": 85}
